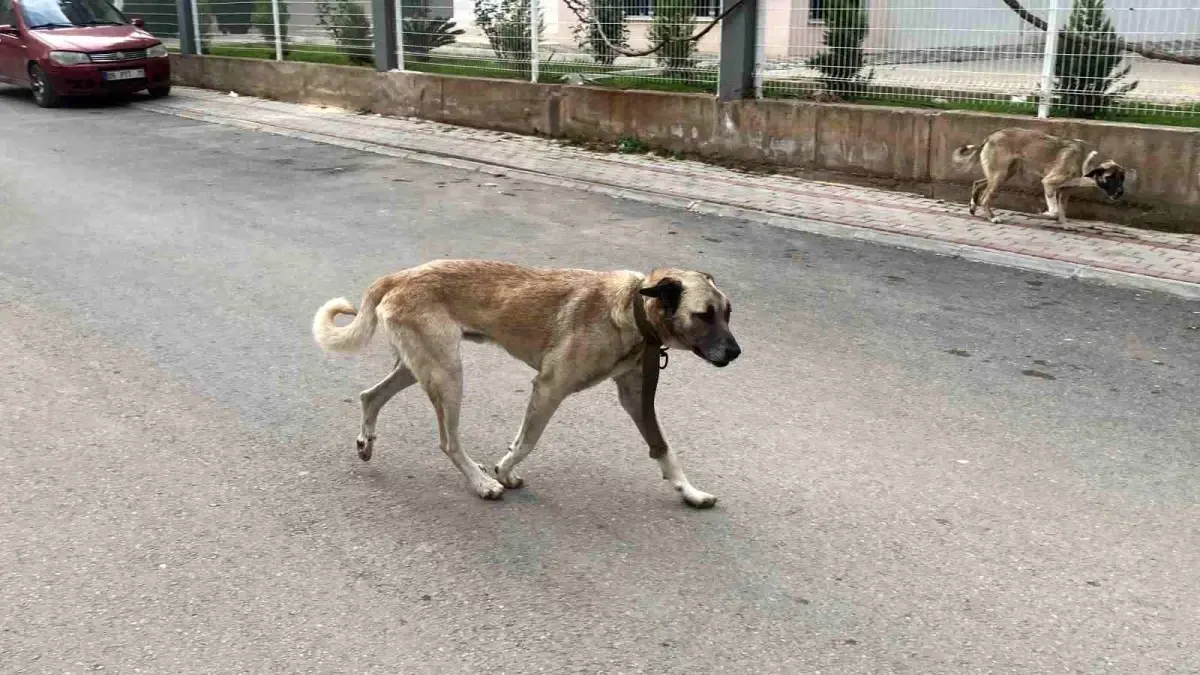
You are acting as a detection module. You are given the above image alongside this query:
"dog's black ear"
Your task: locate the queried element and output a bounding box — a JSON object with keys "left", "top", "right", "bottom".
{"left": 639, "top": 277, "right": 684, "bottom": 314}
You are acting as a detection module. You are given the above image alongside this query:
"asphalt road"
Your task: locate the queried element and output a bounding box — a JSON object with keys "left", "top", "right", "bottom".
{"left": 2, "top": 89, "right": 1199, "bottom": 674}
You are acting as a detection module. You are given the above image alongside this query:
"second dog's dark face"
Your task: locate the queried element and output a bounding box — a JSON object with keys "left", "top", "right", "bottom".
{"left": 640, "top": 271, "right": 741, "bottom": 368}
{"left": 1088, "top": 161, "right": 1126, "bottom": 200}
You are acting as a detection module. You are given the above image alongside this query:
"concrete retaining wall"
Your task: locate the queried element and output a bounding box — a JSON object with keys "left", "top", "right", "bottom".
{"left": 170, "top": 55, "right": 1200, "bottom": 232}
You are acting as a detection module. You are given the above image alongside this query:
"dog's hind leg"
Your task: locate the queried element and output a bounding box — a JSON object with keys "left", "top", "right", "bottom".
{"left": 494, "top": 373, "right": 569, "bottom": 490}
{"left": 980, "top": 160, "right": 1020, "bottom": 224}
{"left": 613, "top": 370, "right": 716, "bottom": 509}
{"left": 977, "top": 176, "right": 1004, "bottom": 223}
{"left": 976, "top": 145, "right": 1017, "bottom": 224}
{"left": 399, "top": 323, "right": 505, "bottom": 500}
{"left": 355, "top": 358, "right": 417, "bottom": 461}
{"left": 969, "top": 178, "right": 988, "bottom": 215}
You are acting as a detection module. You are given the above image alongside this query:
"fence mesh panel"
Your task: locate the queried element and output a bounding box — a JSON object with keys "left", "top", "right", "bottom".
{"left": 757, "top": 0, "right": 1200, "bottom": 119}
{"left": 175, "top": 0, "right": 376, "bottom": 63}
{"left": 155, "top": 0, "right": 1200, "bottom": 121}
{"left": 392, "top": 0, "right": 719, "bottom": 92}
{"left": 120, "top": 0, "right": 182, "bottom": 40}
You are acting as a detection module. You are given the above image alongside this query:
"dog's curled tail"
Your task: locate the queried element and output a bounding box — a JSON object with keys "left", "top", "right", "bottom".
{"left": 952, "top": 143, "right": 982, "bottom": 169}
{"left": 312, "top": 291, "right": 380, "bottom": 354}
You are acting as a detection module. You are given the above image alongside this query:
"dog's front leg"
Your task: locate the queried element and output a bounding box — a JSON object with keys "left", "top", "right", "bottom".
{"left": 1041, "top": 181, "right": 1061, "bottom": 220}
{"left": 494, "top": 375, "right": 567, "bottom": 489}
{"left": 614, "top": 370, "right": 717, "bottom": 509}
{"left": 1045, "top": 177, "right": 1094, "bottom": 224}
{"left": 1056, "top": 192, "right": 1071, "bottom": 225}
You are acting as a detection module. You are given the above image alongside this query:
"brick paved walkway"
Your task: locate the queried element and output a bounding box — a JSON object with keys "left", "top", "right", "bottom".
{"left": 140, "top": 87, "right": 1200, "bottom": 298}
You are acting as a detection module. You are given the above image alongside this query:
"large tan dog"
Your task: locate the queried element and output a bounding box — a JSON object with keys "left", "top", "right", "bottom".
{"left": 312, "top": 259, "right": 741, "bottom": 508}
{"left": 953, "top": 127, "right": 1127, "bottom": 225}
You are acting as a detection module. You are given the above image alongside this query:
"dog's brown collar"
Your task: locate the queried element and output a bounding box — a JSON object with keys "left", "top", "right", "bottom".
{"left": 632, "top": 289, "right": 660, "bottom": 342}
{"left": 632, "top": 288, "right": 670, "bottom": 459}
{"left": 632, "top": 290, "right": 669, "bottom": 365}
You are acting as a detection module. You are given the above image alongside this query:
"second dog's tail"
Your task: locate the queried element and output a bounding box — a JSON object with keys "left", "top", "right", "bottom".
{"left": 952, "top": 142, "right": 982, "bottom": 169}
{"left": 312, "top": 286, "right": 383, "bottom": 354}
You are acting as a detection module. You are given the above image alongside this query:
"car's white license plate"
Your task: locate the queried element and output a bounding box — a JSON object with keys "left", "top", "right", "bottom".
{"left": 103, "top": 68, "right": 145, "bottom": 81}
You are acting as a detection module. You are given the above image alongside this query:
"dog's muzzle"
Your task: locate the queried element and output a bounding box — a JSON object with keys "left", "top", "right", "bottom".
{"left": 697, "top": 338, "right": 742, "bottom": 368}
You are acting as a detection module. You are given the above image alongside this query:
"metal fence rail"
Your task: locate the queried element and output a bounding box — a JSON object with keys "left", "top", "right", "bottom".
{"left": 151, "top": 0, "right": 1200, "bottom": 120}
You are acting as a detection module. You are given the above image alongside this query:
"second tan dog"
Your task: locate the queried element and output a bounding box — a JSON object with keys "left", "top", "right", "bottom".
{"left": 312, "top": 259, "right": 741, "bottom": 508}
{"left": 953, "top": 127, "right": 1127, "bottom": 225}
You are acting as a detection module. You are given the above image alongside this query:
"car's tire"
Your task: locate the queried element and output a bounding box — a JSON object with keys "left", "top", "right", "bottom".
{"left": 147, "top": 85, "right": 171, "bottom": 99}
{"left": 29, "top": 64, "right": 61, "bottom": 108}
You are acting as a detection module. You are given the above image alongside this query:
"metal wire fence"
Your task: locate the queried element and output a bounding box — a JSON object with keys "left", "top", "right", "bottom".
{"left": 160, "top": 0, "right": 380, "bottom": 64}
{"left": 758, "top": 0, "right": 1200, "bottom": 120}
{"left": 394, "top": 0, "right": 721, "bottom": 92}
{"left": 118, "top": 0, "right": 183, "bottom": 39}
{"left": 151, "top": 0, "right": 1200, "bottom": 121}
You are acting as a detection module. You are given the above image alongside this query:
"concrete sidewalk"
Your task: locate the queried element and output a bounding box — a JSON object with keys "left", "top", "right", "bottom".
{"left": 139, "top": 87, "right": 1200, "bottom": 299}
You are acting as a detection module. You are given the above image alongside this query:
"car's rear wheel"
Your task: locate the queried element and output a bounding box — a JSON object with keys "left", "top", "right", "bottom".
{"left": 29, "top": 64, "right": 61, "bottom": 108}
{"left": 147, "top": 85, "right": 171, "bottom": 99}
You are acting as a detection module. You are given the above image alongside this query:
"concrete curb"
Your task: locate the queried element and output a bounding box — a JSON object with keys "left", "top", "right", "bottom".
{"left": 138, "top": 100, "right": 1200, "bottom": 301}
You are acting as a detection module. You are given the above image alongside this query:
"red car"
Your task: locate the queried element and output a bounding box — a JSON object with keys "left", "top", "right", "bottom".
{"left": 0, "top": 0, "right": 170, "bottom": 107}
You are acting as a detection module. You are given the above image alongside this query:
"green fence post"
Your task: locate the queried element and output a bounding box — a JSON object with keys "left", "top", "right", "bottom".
{"left": 372, "top": 0, "right": 398, "bottom": 71}
{"left": 176, "top": 0, "right": 198, "bottom": 55}
{"left": 717, "top": 0, "right": 758, "bottom": 100}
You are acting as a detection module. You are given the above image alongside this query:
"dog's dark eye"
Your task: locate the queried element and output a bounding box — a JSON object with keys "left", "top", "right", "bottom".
{"left": 695, "top": 307, "right": 716, "bottom": 323}
{"left": 724, "top": 304, "right": 732, "bottom": 322}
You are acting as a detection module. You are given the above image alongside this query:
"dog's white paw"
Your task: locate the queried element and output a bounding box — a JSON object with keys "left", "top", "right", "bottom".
{"left": 678, "top": 485, "right": 718, "bottom": 509}
{"left": 355, "top": 434, "right": 375, "bottom": 462}
{"left": 471, "top": 474, "right": 506, "bottom": 500}
{"left": 494, "top": 465, "right": 525, "bottom": 489}
{"left": 988, "top": 215, "right": 1003, "bottom": 224}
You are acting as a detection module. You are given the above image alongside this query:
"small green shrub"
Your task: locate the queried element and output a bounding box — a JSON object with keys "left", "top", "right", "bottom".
{"left": 211, "top": 0, "right": 254, "bottom": 35}
{"left": 473, "top": 0, "right": 543, "bottom": 77}
{"left": 402, "top": 9, "right": 465, "bottom": 63}
{"left": 617, "top": 136, "right": 649, "bottom": 153}
{"left": 252, "top": 0, "right": 291, "bottom": 56}
{"left": 647, "top": 0, "right": 696, "bottom": 81}
{"left": 571, "top": 0, "right": 628, "bottom": 66}
{"left": 806, "top": 0, "right": 873, "bottom": 99}
{"left": 1052, "top": 0, "right": 1137, "bottom": 118}
{"left": 316, "top": 0, "right": 373, "bottom": 66}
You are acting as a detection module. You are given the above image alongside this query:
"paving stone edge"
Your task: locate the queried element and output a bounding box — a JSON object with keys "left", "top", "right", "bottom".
{"left": 137, "top": 100, "right": 1200, "bottom": 302}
